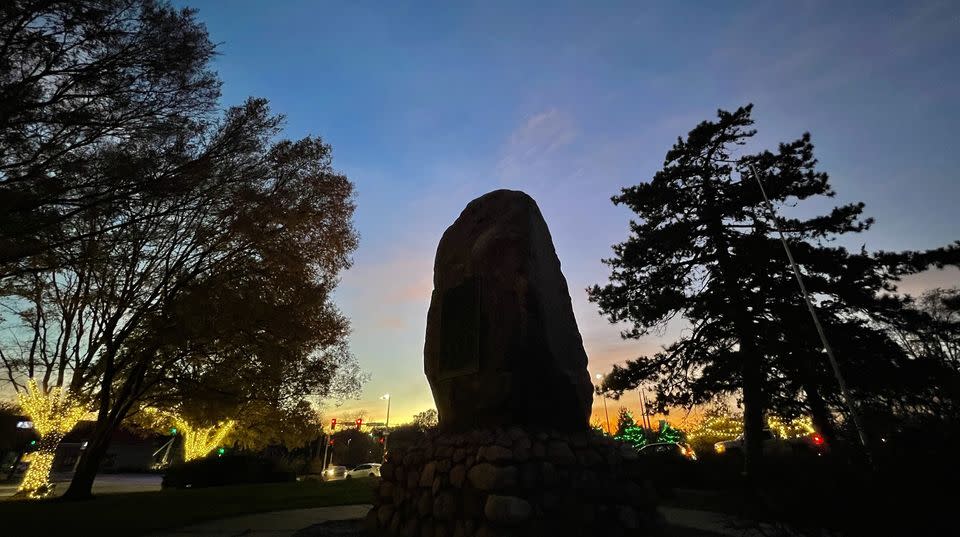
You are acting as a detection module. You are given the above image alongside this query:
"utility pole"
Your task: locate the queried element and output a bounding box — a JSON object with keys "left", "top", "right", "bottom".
{"left": 745, "top": 162, "right": 872, "bottom": 459}
{"left": 380, "top": 394, "right": 391, "bottom": 461}
{"left": 602, "top": 396, "right": 611, "bottom": 435}
{"left": 595, "top": 373, "right": 612, "bottom": 435}
{"left": 638, "top": 387, "right": 652, "bottom": 431}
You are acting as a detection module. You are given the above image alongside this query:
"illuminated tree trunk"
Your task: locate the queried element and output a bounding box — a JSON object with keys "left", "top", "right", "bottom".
{"left": 17, "top": 433, "right": 62, "bottom": 497}
{"left": 16, "top": 380, "right": 86, "bottom": 498}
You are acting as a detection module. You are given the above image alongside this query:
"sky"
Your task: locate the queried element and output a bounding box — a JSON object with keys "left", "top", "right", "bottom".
{"left": 179, "top": 0, "right": 960, "bottom": 426}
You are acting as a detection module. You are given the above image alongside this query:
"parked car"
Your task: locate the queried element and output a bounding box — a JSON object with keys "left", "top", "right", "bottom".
{"left": 323, "top": 465, "right": 347, "bottom": 480}
{"left": 714, "top": 429, "right": 826, "bottom": 456}
{"left": 345, "top": 463, "right": 381, "bottom": 479}
{"left": 639, "top": 442, "right": 698, "bottom": 461}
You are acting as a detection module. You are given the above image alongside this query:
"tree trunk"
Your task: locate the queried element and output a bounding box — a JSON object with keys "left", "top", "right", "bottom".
{"left": 802, "top": 379, "right": 836, "bottom": 445}
{"left": 61, "top": 421, "right": 114, "bottom": 500}
{"left": 740, "top": 345, "right": 765, "bottom": 480}
{"left": 701, "top": 189, "right": 765, "bottom": 480}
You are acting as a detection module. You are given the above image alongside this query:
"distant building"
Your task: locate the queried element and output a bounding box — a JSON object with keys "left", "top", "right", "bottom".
{"left": 1, "top": 417, "right": 168, "bottom": 477}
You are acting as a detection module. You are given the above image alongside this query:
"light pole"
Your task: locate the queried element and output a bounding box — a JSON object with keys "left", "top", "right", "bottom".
{"left": 595, "top": 373, "right": 611, "bottom": 435}
{"left": 746, "top": 162, "right": 871, "bottom": 459}
{"left": 380, "top": 393, "right": 391, "bottom": 460}
{"left": 637, "top": 386, "right": 651, "bottom": 431}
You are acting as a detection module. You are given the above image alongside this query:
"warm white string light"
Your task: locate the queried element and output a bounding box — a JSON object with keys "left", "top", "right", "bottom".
{"left": 142, "top": 407, "right": 234, "bottom": 461}
{"left": 17, "top": 379, "right": 87, "bottom": 497}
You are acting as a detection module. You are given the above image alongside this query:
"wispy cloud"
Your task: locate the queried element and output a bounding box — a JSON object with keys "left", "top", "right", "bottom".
{"left": 709, "top": 0, "right": 959, "bottom": 103}
{"left": 496, "top": 109, "right": 577, "bottom": 187}
{"left": 895, "top": 267, "right": 960, "bottom": 297}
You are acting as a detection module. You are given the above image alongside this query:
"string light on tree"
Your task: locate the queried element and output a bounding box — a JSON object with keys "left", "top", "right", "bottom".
{"left": 686, "top": 414, "right": 743, "bottom": 443}
{"left": 176, "top": 418, "right": 235, "bottom": 461}
{"left": 16, "top": 379, "right": 87, "bottom": 498}
{"left": 142, "top": 408, "right": 235, "bottom": 461}
{"left": 657, "top": 422, "right": 684, "bottom": 444}
{"left": 766, "top": 415, "right": 816, "bottom": 439}
{"left": 613, "top": 409, "right": 648, "bottom": 450}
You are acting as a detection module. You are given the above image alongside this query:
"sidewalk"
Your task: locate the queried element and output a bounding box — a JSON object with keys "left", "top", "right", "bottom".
{"left": 151, "top": 504, "right": 762, "bottom": 537}
{"left": 150, "top": 504, "right": 372, "bottom": 537}
{"left": 662, "top": 506, "right": 773, "bottom": 537}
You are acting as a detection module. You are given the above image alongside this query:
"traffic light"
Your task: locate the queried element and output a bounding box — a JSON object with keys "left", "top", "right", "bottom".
{"left": 217, "top": 447, "right": 226, "bottom": 456}
{"left": 328, "top": 438, "right": 334, "bottom": 446}
{"left": 330, "top": 418, "right": 337, "bottom": 430}
{"left": 355, "top": 418, "right": 362, "bottom": 430}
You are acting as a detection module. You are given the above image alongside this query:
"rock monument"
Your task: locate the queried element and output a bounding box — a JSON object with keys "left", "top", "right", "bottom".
{"left": 367, "top": 190, "right": 661, "bottom": 537}
{"left": 423, "top": 189, "right": 594, "bottom": 432}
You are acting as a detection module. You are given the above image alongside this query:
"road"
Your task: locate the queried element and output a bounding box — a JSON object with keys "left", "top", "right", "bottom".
{"left": 0, "top": 472, "right": 162, "bottom": 498}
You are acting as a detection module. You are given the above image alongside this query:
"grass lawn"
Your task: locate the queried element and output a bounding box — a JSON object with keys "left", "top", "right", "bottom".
{"left": 0, "top": 478, "right": 375, "bottom": 536}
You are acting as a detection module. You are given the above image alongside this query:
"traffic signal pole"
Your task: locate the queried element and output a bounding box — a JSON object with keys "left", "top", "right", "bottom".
{"left": 322, "top": 419, "right": 337, "bottom": 472}
{"left": 321, "top": 434, "right": 330, "bottom": 472}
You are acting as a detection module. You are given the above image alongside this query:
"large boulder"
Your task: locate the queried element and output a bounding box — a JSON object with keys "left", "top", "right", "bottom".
{"left": 424, "top": 189, "right": 593, "bottom": 431}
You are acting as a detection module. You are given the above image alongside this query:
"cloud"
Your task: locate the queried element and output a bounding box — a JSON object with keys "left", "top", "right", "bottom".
{"left": 709, "top": 0, "right": 960, "bottom": 103}
{"left": 387, "top": 273, "right": 434, "bottom": 304}
{"left": 342, "top": 250, "right": 434, "bottom": 305}
{"left": 496, "top": 109, "right": 577, "bottom": 187}
{"left": 895, "top": 267, "right": 960, "bottom": 297}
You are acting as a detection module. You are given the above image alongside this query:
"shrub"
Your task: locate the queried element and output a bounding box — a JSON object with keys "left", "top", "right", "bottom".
{"left": 162, "top": 454, "right": 295, "bottom": 489}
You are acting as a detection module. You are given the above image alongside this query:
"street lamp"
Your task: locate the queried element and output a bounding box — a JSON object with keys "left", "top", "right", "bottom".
{"left": 595, "top": 373, "right": 611, "bottom": 435}
{"left": 380, "top": 393, "right": 391, "bottom": 460}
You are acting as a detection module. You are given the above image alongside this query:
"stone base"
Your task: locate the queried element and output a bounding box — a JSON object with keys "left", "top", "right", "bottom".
{"left": 366, "top": 427, "right": 662, "bottom": 537}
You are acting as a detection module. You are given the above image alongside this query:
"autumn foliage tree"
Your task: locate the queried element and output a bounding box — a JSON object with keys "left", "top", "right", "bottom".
{"left": 0, "top": 1, "right": 361, "bottom": 500}
{"left": 55, "top": 100, "right": 359, "bottom": 499}
{"left": 0, "top": 0, "right": 222, "bottom": 496}
{"left": 411, "top": 409, "right": 439, "bottom": 431}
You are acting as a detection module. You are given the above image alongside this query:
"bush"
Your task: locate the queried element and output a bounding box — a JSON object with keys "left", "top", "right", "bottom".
{"left": 162, "top": 454, "right": 296, "bottom": 489}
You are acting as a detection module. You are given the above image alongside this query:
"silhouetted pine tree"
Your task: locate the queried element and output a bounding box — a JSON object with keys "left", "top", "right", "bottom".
{"left": 589, "top": 105, "right": 957, "bottom": 476}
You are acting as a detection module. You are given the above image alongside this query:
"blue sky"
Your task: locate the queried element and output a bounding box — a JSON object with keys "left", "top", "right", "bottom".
{"left": 181, "top": 0, "right": 959, "bottom": 424}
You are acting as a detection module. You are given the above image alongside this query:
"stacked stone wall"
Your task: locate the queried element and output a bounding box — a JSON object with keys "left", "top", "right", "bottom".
{"left": 367, "top": 427, "right": 662, "bottom": 537}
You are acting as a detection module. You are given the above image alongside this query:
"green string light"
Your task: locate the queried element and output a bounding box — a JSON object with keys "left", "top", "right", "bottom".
{"left": 657, "top": 422, "right": 683, "bottom": 444}
{"left": 614, "top": 409, "right": 648, "bottom": 449}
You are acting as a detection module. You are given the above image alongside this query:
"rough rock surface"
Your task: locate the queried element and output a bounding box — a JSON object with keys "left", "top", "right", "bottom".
{"left": 424, "top": 189, "right": 593, "bottom": 432}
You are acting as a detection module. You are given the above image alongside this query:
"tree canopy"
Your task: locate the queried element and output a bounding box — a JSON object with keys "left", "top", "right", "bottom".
{"left": 0, "top": 0, "right": 362, "bottom": 500}
{"left": 0, "top": 0, "right": 221, "bottom": 278}
{"left": 590, "top": 105, "right": 959, "bottom": 474}
{"left": 411, "top": 409, "right": 439, "bottom": 431}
